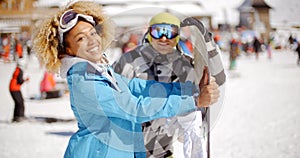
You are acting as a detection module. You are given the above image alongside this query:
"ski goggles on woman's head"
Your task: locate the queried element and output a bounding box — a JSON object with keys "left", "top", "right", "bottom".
{"left": 58, "top": 9, "right": 96, "bottom": 44}
{"left": 149, "top": 23, "right": 179, "bottom": 39}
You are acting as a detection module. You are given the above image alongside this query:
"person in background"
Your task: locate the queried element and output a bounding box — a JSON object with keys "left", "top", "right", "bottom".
{"left": 288, "top": 34, "right": 294, "bottom": 46}
{"left": 9, "top": 59, "right": 29, "bottom": 122}
{"left": 26, "top": 40, "right": 32, "bottom": 60}
{"left": 113, "top": 12, "right": 223, "bottom": 158}
{"left": 32, "top": 1, "right": 220, "bottom": 158}
{"left": 295, "top": 42, "right": 300, "bottom": 65}
{"left": 2, "top": 37, "right": 10, "bottom": 62}
{"left": 213, "top": 32, "right": 221, "bottom": 48}
{"left": 15, "top": 40, "right": 23, "bottom": 59}
{"left": 122, "top": 34, "right": 138, "bottom": 53}
{"left": 229, "top": 38, "right": 240, "bottom": 70}
{"left": 266, "top": 39, "right": 272, "bottom": 60}
{"left": 253, "top": 36, "right": 261, "bottom": 60}
{"left": 40, "top": 71, "right": 62, "bottom": 99}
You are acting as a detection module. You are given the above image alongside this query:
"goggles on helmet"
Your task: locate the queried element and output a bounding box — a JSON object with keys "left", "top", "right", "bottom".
{"left": 149, "top": 23, "right": 179, "bottom": 40}
{"left": 58, "top": 9, "right": 96, "bottom": 44}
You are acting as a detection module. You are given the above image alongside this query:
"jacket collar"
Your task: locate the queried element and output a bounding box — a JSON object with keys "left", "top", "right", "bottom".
{"left": 140, "top": 44, "right": 182, "bottom": 65}
{"left": 60, "top": 56, "right": 108, "bottom": 78}
{"left": 60, "top": 56, "right": 121, "bottom": 92}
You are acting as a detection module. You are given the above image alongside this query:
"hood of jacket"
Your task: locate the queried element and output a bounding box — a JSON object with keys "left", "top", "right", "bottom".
{"left": 60, "top": 56, "right": 108, "bottom": 79}
{"left": 60, "top": 56, "right": 121, "bottom": 92}
{"left": 60, "top": 56, "right": 88, "bottom": 78}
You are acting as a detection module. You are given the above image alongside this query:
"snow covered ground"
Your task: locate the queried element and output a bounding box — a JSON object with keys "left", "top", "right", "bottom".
{"left": 211, "top": 50, "right": 300, "bottom": 158}
{"left": 1, "top": 49, "right": 300, "bottom": 158}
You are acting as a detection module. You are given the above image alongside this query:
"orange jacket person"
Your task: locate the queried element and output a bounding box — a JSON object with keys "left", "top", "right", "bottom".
{"left": 15, "top": 41, "right": 23, "bottom": 59}
{"left": 9, "top": 60, "right": 29, "bottom": 122}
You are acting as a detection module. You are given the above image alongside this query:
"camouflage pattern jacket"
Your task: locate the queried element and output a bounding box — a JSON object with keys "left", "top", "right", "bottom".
{"left": 113, "top": 44, "right": 199, "bottom": 157}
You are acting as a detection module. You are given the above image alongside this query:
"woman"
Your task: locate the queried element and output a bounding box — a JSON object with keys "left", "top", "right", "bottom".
{"left": 32, "top": 1, "right": 219, "bottom": 157}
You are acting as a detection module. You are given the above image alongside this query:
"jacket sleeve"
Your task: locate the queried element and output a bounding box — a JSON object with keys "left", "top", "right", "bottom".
{"left": 68, "top": 63, "right": 196, "bottom": 124}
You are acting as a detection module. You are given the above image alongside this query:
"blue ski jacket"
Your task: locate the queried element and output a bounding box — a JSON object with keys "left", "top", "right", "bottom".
{"left": 61, "top": 57, "right": 197, "bottom": 158}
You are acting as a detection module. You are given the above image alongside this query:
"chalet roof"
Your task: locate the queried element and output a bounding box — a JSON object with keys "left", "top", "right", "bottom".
{"left": 237, "top": 0, "right": 271, "bottom": 11}
{"left": 252, "top": 0, "right": 272, "bottom": 9}
{"left": 237, "top": 0, "right": 253, "bottom": 12}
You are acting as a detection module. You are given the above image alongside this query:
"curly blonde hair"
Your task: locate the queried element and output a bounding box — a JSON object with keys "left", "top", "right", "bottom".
{"left": 32, "top": 1, "right": 115, "bottom": 73}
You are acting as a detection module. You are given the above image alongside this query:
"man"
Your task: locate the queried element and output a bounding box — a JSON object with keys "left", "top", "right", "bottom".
{"left": 9, "top": 59, "right": 29, "bottom": 122}
{"left": 113, "top": 12, "right": 221, "bottom": 157}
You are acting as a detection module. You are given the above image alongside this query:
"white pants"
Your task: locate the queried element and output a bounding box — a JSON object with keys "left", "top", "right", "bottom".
{"left": 165, "top": 111, "right": 207, "bottom": 158}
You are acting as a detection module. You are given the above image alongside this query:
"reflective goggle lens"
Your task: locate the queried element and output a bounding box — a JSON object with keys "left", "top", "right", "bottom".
{"left": 149, "top": 24, "right": 179, "bottom": 39}
{"left": 61, "top": 10, "right": 78, "bottom": 26}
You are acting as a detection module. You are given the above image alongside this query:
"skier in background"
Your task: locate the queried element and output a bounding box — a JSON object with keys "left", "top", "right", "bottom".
{"left": 9, "top": 59, "right": 29, "bottom": 122}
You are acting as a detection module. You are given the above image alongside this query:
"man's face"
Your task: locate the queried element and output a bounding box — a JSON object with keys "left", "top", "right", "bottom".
{"left": 149, "top": 23, "right": 179, "bottom": 54}
{"left": 151, "top": 36, "right": 177, "bottom": 55}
